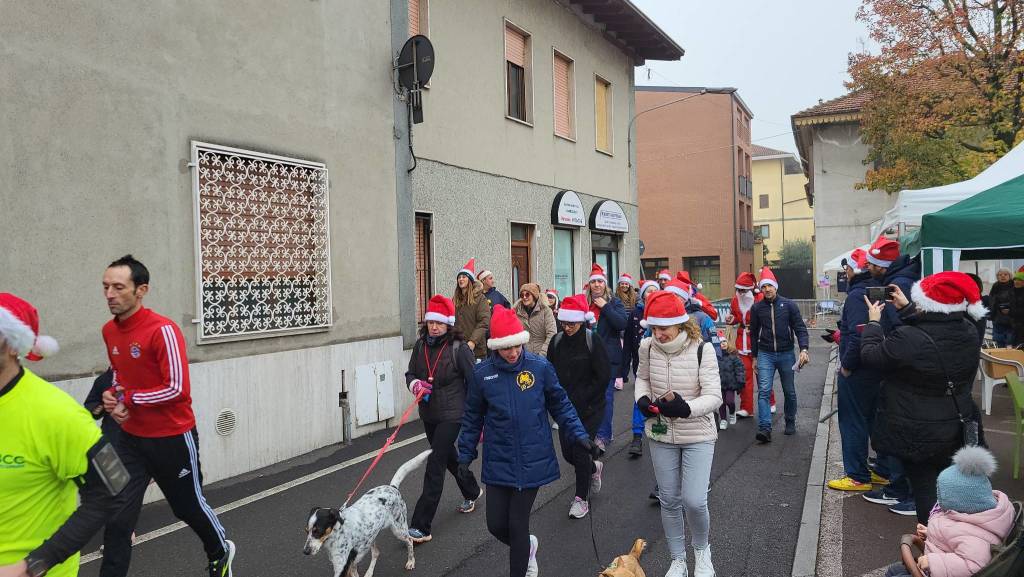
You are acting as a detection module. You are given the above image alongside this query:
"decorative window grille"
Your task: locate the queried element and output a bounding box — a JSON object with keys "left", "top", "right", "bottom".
{"left": 191, "top": 142, "right": 332, "bottom": 341}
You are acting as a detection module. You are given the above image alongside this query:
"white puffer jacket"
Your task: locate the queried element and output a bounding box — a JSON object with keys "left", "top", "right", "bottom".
{"left": 634, "top": 332, "right": 722, "bottom": 445}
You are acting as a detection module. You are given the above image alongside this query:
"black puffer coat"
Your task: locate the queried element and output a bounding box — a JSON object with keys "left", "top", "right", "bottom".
{"left": 989, "top": 281, "right": 1014, "bottom": 329}
{"left": 860, "top": 305, "right": 981, "bottom": 462}
{"left": 546, "top": 328, "right": 611, "bottom": 426}
{"left": 405, "top": 333, "right": 476, "bottom": 424}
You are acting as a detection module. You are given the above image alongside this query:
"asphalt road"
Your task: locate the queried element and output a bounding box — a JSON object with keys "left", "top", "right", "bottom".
{"left": 78, "top": 341, "right": 829, "bottom": 577}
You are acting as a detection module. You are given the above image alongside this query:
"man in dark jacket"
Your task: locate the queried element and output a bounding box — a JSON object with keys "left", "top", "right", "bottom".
{"left": 547, "top": 294, "right": 611, "bottom": 518}
{"left": 478, "top": 269, "right": 511, "bottom": 311}
{"left": 860, "top": 273, "right": 985, "bottom": 524}
{"left": 750, "top": 266, "right": 809, "bottom": 442}
{"left": 989, "top": 268, "right": 1014, "bottom": 347}
{"left": 586, "top": 264, "right": 628, "bottom": 449}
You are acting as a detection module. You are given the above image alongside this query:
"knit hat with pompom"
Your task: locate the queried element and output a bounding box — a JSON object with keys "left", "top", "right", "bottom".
{"left": 936, "top": 446, "right": 998, "bottom": 514}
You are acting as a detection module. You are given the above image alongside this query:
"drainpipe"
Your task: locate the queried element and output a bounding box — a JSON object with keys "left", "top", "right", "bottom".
{"left": 731, "top": 95, "right": 739, "bottom": 279}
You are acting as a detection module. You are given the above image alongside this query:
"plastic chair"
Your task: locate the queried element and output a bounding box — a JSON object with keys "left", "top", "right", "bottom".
{"left": 1006, "top": 373, "right": 1024, "bottom": 480}
{"left": 979, "top": 349, "right": 1024, "bottom": 415}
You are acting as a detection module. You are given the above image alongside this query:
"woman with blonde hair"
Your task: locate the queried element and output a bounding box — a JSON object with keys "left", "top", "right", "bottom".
{"left": 453, "top": 259, "right": 491, "bottom": 361}
{"left": 635, "top": 290, "right": 722, "bottom": 577}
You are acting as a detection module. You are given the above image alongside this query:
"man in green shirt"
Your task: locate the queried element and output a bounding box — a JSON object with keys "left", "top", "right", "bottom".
{"left": 0, "top": 293, "right": 128, "bottom": 577}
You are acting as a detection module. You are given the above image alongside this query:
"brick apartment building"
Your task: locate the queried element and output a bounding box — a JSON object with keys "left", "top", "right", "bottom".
{"left": 635, "top": 86, "right": 755, "bottom": 299}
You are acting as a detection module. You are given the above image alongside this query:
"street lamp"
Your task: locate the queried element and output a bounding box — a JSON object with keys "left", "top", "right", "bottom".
{"left": 627, "top": 86, "right": 737, "bottom": 168}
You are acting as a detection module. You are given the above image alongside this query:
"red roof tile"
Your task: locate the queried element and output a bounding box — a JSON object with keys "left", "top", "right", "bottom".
{"left": 793, "top": 91, "right": 871, "bottom": 118}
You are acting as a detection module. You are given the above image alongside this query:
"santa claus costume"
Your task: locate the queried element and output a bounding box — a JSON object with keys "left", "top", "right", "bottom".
{"left": 727, "top": 272, "right": 774, "bottom": 417}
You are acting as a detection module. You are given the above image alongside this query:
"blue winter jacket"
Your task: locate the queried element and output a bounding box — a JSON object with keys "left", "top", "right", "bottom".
{"left": 483, "top": 287, "right": 511, "bottom": 311}
{"left": 749, "top": 295, "right": 809, "bottom": 356}
{"left": 593, "top": 296, "right": 628, "bottom": 372}
{"left": 839, "top": 271, "right": 879, "bottom": 372}
{"left": 686, "top": 303, "right": 723, "bottom": 359}
{"left": 621, "top": 302, "right": 646, "bottom": 378}
{"left": 881, "top": 255, "right": 921, "bottom": 333}
{"left": 458, "top": 350, "right": 588, "bottom": 489}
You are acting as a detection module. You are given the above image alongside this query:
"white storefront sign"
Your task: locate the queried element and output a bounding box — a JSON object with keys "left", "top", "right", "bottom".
{"left": 590, "top": 200, "right": 628, "bottom": 233}
{"left": 551, "top": 190, "right": 586, "bottom": 227}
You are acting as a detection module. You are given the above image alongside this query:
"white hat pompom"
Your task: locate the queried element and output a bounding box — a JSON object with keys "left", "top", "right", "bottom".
{"left": 953, "top": 446, "right": 997, "bottom": 477}
{"left": 32, "top": 335, "right": 59, "bottom": 358}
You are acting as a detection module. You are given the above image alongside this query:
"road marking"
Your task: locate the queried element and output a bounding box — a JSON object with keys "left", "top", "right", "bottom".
{"left": 79, "top": 433, "right": 427, "bottom": 565}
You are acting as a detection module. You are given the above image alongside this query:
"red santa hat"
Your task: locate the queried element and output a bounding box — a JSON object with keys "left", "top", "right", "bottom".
{"left": 617, "top": 273, "right": 635, "bottom": 287}
{"left": 589, "top": 264, "right": 607, "bottom": 283}
{"left": 557, "top": 294, "right": 596, "bottom": 324}
{"left": 487, "top": 305, "right": 530, "bottom": 349}
{"left": 911, "top": 271, "right": 988, "bottom": 321}
{"left": 545, "top": 288, "right": 559, "bottom": 301}
{"left": 850, "top": 248, "right": 868, "bottom": 270}
{"left": 735, "top": 272, "right": 757, "bottom": 290}
{"left": 639, "top": 280, "right": 660, "bottom": 299}
{"left": 458, "top": 258, "right": 476, "bottom": 279}
{"left": 758, "top": 266, "right": 778, "bottom": 289}
{"left": 866, "top": 236, "right": 900, "bottom": 268}
{"left": 664, "top": 279, "right": 693, "bottom": 302}
{"left": 676, "top": 270, "right": 703, "bottom": 291}
{"left": 657, "top": 269, "right": 672, "bottom": 281}
{"left": 0, "top": 293, "right": 59, "bottom": 361}
{"left": 477, "top": 269, "right": 494, "bottom": 282}
{"left": 640, "top": 291, "right": 689, "bottom": 328}
{"left": 423, "top": 294, "right": 456, "bottom": 326}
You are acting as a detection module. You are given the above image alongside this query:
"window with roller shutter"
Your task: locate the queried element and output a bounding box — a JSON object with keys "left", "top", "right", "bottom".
{"left": 505, "top": 22, "right": 531, "bottom": 123}
{"left": 553, "top": 51, "right": 574, "bottom": 140}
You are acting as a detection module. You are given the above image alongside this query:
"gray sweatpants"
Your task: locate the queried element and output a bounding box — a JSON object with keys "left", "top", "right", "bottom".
{"left": 649, "top": 439, "right": 715, "bottom": 559}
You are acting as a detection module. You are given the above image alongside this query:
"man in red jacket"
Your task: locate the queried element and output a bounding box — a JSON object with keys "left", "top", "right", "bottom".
{"left": 98, "top": 255, "right": 235, "bottom": 577}
{"left": 725, "top": 272, "right": 774, "bottom": 418}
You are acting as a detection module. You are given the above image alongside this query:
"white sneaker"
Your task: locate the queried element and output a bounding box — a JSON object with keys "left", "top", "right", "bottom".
{"left": 735, "top": 410, "right": 750, "bottom": 418}
{"left": 590, "top": 460, "right": 603, "bottom": 494}
{"left": 728, "top": 413, "right": 737, "bottom": 425}
{"left": 693, "top": 545, "right": 715, "bottom": 577}
{"left": 771, "top": 404, "right": 777, "bottom": 414}
{"left": 526, "top": 535, "right": 539, "bottom": 577}
{"left": 568, "top": 497, "right": 589, "bottom": 519}
{"left": 665, "top": 558, "right": 689, "bottom": 577}
{"left": 719, "top": 419, "right": 727, "bottom": 430}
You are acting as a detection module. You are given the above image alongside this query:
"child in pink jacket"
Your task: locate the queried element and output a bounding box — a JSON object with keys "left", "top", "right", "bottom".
{"left": 884, "top": 446, "right": 1015, "bottom": 577}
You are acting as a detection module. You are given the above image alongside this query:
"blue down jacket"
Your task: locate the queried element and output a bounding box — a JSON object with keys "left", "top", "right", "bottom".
{"left": 458, "top": 351, "right": 587, "bottom": 489}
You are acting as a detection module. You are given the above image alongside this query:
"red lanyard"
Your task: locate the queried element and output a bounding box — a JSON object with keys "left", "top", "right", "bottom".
{"left": 423, "top": 341, "right": 449, "bottom": 383}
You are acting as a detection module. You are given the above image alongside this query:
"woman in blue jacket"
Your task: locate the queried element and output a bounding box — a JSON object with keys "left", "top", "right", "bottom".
{"left": 458, "top": 305, "right": 595, "bottom": 577}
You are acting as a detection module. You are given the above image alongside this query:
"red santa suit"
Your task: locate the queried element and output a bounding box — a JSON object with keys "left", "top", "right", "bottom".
{"left": 728, "top": 272, "right": 774, "bottom": 414}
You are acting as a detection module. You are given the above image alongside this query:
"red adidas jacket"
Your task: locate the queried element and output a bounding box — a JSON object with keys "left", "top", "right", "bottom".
{"left": 102, "top": 307, "right": 196, "bottom": 437}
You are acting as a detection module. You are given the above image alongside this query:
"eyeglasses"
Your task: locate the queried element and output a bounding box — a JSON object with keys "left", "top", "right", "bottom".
{"left": 520, "top": 292, "right": 533, "bottom": 298}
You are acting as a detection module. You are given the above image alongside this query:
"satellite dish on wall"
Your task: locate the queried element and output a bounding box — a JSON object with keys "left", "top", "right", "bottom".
{"left": 396, "top": 35, "right": 435, "bottom": 124}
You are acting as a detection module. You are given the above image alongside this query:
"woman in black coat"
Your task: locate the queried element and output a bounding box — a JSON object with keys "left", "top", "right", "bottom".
{"left": 405, "top": 295, "right": 483, "bottom": 543}
{"left": 860, "top": 273, "right": 986, "bottom": 524}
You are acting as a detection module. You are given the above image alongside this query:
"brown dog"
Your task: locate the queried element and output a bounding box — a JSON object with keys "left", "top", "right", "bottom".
{"left": 599, "top": 539, "right": 647, "bottom": 577}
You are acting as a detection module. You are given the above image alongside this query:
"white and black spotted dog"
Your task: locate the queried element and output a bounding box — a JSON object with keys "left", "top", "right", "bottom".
{"left": 303, "top": 449, "right": 431, "bottom": 577}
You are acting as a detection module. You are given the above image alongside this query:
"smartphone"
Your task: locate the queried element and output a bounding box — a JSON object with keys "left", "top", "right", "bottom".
{"left": 866, "top": 286, "right": 896, "bottom": 303}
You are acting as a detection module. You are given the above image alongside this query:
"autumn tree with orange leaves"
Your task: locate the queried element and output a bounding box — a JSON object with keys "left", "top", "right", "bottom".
{"left": 849, "top": 0, "right": 1024, "bottom": 192}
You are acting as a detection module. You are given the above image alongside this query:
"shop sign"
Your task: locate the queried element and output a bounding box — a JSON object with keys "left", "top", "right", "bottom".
{"left": 589, "top": 200, "right": 628, "bottom": 233}
{"left": 551, "top": 190, "right": 585, "bottom": 227}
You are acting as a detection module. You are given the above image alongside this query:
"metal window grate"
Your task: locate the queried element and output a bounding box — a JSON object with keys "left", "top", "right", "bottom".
{"left": 192, "top": 142, "right": 332, "bottom": 341}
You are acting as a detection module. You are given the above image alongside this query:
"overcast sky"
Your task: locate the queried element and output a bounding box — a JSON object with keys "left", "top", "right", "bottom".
{"left": 632, "top": 0, "right": 873, "bottom": 155}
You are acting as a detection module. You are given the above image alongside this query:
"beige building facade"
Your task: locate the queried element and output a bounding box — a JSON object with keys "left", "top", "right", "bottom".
{"left": 751, "top": 145, "right": 814, "bottom": 264}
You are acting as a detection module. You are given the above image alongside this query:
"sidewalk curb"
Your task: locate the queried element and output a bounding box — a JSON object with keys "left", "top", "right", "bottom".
{"left": 791, "top": 349, "right": 837, "bottom": 577}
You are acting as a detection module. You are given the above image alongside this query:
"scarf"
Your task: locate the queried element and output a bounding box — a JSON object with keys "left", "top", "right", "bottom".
{"left": 652, "top": 331, "right": 688, "bottom": 356}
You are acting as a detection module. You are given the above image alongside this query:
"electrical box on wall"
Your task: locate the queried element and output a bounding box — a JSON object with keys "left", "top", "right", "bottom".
{"left": 354, "top": 361, "right": 396, "bottom": 426}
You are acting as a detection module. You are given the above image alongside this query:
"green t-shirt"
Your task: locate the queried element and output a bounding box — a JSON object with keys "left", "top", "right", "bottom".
{"left": 0, "top": 368, "right": 101, "bottom": 576}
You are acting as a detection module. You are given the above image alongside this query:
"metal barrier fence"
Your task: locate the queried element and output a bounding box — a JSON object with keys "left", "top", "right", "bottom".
{"left": 711, "top": 298, "right": 843, "bottom": 328}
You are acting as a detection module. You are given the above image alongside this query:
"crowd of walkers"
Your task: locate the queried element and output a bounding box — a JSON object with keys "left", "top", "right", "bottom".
{"left": 3, "top": 246, "right": 1011, "bottom": 577}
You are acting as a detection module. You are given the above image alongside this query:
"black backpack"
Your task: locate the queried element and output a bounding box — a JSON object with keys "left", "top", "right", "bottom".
{"left": 552, "top": 329, "right": 594, "bottom": 352}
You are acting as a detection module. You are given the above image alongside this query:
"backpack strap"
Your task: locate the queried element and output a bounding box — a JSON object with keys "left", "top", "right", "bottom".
{"left": 585, "top": 329, "right": 593, "bottom": 353}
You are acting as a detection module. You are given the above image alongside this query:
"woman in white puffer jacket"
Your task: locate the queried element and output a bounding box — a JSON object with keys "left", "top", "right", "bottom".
{"left": 635, "top": 290, "right": 722, "bottom": 577}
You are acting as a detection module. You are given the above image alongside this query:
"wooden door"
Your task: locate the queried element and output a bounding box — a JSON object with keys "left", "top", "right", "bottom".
{"left": 511, "top": 245, "right": 531, "bottom": 291}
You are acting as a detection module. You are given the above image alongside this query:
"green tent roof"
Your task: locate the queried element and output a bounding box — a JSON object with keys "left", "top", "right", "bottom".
{"left": 920, "top": 172, "right": 1024, "bottom": 253}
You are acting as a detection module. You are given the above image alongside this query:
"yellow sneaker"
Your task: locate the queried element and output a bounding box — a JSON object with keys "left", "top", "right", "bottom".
{"left": 870, "top": 471, "right": 890, "bottom": 486}
{"left": 827, "top": 476, "right": 872, "bottom": 491}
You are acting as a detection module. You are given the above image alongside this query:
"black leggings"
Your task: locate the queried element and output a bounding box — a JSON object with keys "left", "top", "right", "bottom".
{"left": 903, "top": 456, "right": 953, "bottom": 524}
{"left": 410, "top": 421, "right": 480, "bottom": 534}
{"left": 486, "top": 485, "right": 539, "bottom": 577}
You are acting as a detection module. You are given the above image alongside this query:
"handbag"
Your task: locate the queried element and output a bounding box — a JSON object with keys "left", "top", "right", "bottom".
{"left": 912, "top": 326, "right": 980, "bottom": 447}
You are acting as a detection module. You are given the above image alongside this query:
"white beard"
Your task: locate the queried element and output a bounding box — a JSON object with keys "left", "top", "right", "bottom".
{"left": 738, "top": 291, "right": 754, "bottom": 315}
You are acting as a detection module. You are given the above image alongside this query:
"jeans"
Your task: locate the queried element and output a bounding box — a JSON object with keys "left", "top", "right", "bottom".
{"left": 649, "top": 440, "right": 715, "bottom": 559}
{"left": 597, "top": 376, "right": 617, "bottom": 443}
{"left": 993, "top": 323, "right": 1014, "bottom": 348}
{"left": 837, "top": 370, "right": 880, "bottom": 483}
{"left": 884, "top": 561, "right": 914, "bottom": 577}
{"left": 757, "top": 350, "right": 797, "bottom": 432}
{"left": 410, "top": 421, "right": 481, "bottom": 534}
{"left": 486, "top": 485, "right": 539, "bottom": 577}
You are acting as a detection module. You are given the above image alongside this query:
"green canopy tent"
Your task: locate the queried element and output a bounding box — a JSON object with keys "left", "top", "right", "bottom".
{"left": 919, "top": 173, "right": 1024, "bottom": 275}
